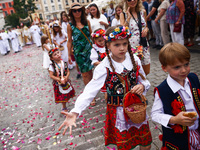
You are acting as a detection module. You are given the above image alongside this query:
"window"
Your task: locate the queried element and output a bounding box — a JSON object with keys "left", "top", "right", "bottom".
{"left": 45, "top": 6, "right": 48, "bottom": 12}
{"left": 37, "top": 4, "right": 40, "bottom": 9}
{"left": 51, "top": 0, "right": 54, "bottom": 3}
{"left": 87, "top": 0, "right": 89, "bottom": 3}
{"left": 77, "top": 0, "right": 79, "bottom": 2}
{"left": 72, "top": 0, "right": 74, "bottom": 3}
{"left": 8, "top": 3, "right": 11, "bottom": 7}
{"left": 82, "top": 0, "right": 84, "bottom": 3}
{"left": 10, "top": 10, "right": 14, "bottom": 14}
{"left": 65, "top": 0, "right": 68, "bottom": 5}
{"left": 46, "top": 15, "right": 51, "bottom": 20}
{"left": 44, "top": 0, "right": 46, "bottom": 4}
{"left": 52, "top": 5, "right": 55, "bottom": 11}
{"left": 59, "top": 4, "right": 62, "bottom": 10}
{"left": 91, "top": 0, "right": 93, "bottom": 1}
{"left": 58, "top": 0, "right": 60, "bottom": 2}
{"left": 53, "top": 14, "right": 57, "bottom": 18}
{"left": 39, "top": 14, "right": 43, "bottom": 20}
{"left": 4, "top": 11, "right": 8, "bottom": 16}
{"left": 2, "top": 4, "right": 6, "bottom": 8}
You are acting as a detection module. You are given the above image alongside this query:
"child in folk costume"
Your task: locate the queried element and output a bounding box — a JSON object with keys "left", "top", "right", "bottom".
{"left": 58, "top": 26, "right": 152, "bottom": 150}
{"left": 90, "top": 28, "right": 107, "bottom": 66}
{"left": 151, "top": 43, "right": 200, "bottom": 150}
{"left": 48, "top": 48, "right": 75, "bottom": 112}
{"left": 41, "top": 35, "right": 52, "bottom": 69}
{"left": 90, "top": 28, "right": 108, "bottom": 101}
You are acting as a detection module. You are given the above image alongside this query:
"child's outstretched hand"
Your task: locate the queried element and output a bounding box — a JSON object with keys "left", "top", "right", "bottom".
{"left": 58, "top": 112, "right": 78, "bottom": 135}
{"left": 169, "top": 112, "right": 197, "bottom": 127}
{"left": 130, "top": 84, "right": 144, "bottom": 95}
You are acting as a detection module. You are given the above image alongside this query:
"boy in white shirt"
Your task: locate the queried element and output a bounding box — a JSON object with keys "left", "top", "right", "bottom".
{"left": 151, "top": 42, "right": 200, "bottom": 150}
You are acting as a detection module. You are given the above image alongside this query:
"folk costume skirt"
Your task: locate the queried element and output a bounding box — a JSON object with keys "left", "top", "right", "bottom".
{"left": 53, "top": 81, "right": 75, "bottom": 103}
{"left": 105, "top": 105, "right": 152, "bottom": 150}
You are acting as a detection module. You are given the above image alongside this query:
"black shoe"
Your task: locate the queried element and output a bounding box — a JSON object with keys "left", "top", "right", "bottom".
{"left": 149, "top": 38, "right": 156, "bottom": 42}
{"left": 76, "top": 74, "right": 82, "bottom": 79}
{"left": 152, "top": 45, "right": 159, "bottom": 49}
{"left": 7, "top": 51, "right": 10, "bottom": 54}
{"left": 156, "top": 45, "right": 163, "bottom": 50}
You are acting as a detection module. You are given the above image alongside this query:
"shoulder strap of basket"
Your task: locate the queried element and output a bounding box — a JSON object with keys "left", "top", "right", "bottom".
{"left": 76, "top": 27, "right": 93, "bottom": 47}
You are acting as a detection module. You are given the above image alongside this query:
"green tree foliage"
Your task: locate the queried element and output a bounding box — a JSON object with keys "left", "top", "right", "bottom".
{"left": 5, "top": 0, "right": 37, "bottom": 27}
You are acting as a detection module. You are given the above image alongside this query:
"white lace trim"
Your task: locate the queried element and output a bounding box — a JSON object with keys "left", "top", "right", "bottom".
{"left": 115, "top": 107, "right": 148, "bottom": 132}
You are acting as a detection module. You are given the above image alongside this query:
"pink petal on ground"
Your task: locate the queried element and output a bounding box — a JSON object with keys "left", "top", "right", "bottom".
{"left": 45, "top": 136, "right": 51, "bottom": 140}
{"left": 11, "top": 146, "right": 20, "bottom": 150}
{"left": 92, "top": 127, "right": 96, "bottom": 129}
{"left": 106, "top": 146, "right": 116, "bottom": 150}
{"left": 37, "top": 138, "right": 42, "bottom": 144}
{"left": 69, "top": 142, "right": 73, "bottom": 145}
{"left": 55, "top": 132, "right": 60, "bottom": 135}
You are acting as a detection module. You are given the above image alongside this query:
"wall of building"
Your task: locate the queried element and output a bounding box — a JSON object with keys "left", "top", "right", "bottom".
{"left": 0, "top": 0, "right": 15, "bottom": 17}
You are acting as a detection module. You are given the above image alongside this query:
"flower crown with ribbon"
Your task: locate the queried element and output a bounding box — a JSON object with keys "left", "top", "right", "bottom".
{"left": 104, "top": 26, "right": 132, "bottom": 42}
{"left": 91, "top": 29, "right": 106, "bottom": 38}
{"left": 49, "top": 47, "right": 59, "bottom": 56}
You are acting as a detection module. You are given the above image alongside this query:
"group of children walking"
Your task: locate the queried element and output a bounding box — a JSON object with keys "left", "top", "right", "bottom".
{"left": 41, "top": 23, "right": 199, "bottom": 150}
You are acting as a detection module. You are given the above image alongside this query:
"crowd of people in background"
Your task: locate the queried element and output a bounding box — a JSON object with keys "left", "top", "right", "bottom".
{"left": 0, "top": 0, "right": 200, "bottom": 150}
{"left": 1, "top": 0, "right": 200, "bottom": 56}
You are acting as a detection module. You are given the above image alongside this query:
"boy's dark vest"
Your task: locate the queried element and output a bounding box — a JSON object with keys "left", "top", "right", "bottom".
{"left": 155, "top": 73, "right": 200, "bottom": 150}
{"left": 105, "top": 68, "right": 137, "bottom": 106}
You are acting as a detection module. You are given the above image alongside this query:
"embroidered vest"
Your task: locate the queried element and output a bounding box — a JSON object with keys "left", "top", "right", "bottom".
{"left": 105, "top": 68, "right": 137, "bottom": 106}
{"left": 155, "top": 73, "right": 200, "bottom": 150}
{"left": 53, "top": 61, "right": 68, "bottom": 77}
{"left": 97, "top": 51, "right": 107, "bottom": 62}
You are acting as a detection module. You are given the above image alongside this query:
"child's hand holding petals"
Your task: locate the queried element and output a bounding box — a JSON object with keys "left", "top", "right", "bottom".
{"left": 130, "top": 84, "right": 144, "bottom": 95}
{"left": 61, "top": 78, "right": 65, "bottom": 85}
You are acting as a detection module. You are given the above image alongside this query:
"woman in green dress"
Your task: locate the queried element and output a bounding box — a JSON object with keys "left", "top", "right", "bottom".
{"left": 67, "top": 2, "right": 96, "bottom": 105}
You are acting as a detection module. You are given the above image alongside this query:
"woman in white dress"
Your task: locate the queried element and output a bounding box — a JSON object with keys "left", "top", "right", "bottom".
{"left": 87, "top": 3, "right": 109, "bottom": 32}
{"left": 52, "top": 23, "right": 68, "bottom": 63}
{"left": 41, "top": 35, "right": 52, "bottom": 69}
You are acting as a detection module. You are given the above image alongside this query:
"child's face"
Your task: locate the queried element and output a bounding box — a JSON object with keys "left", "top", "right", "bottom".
{"left": 45, "top": 39, "right": 50, "bottom": 44}
{"left": 53, "top": 27, "right": 60, "bottom": 32}
{"left": 51, "top": 51, "right": 61, "bottom": 61}
{"left": 116, "top": 8, "right": 122, "bottom": 16}
{"left": 107, "top": 39, "right": 128, "bottom": 63}
{"left": 162, "top": 60, "right": 190, "bottom": 85}
{"left": 95, "top": 37, "right": 105, "bottom": 47}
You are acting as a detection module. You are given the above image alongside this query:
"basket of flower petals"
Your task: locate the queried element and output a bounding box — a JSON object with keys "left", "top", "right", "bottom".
{"left": 123, "top": 92, "right": 147, "bottom": 124}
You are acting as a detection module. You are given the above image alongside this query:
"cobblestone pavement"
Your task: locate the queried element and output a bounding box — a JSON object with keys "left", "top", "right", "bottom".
{"left": 0, "top": 44, "right": 199, "bottom": 150}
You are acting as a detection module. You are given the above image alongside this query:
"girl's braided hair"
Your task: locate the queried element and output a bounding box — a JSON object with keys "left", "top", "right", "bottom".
{"left": 49, "top": 48, "right": 59, "bottom": 76}
{"left": 105, "top": 25, "right": 145, "bottom": 80}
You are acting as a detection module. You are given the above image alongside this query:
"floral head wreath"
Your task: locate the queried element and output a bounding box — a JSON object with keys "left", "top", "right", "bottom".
{"left": 104, "top": 26, "right": 132, "bottom": 42}
{"left": 49, "top": 47, "right": 59, "bottom": 56}
{"left": 91, "top": 29, "right": 106, "bottom": 38}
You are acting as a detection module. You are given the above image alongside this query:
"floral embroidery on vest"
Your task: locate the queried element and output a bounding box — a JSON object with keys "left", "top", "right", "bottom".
{"left": 105, "top": 68, "right": 137, "bottom": 106}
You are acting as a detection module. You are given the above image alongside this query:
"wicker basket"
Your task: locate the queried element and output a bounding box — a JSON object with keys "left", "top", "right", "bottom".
{"left": 123, "top": 92, "right": 147, "bottom": 124}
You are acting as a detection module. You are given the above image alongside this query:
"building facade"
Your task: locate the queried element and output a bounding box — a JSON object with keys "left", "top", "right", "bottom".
{"left": 0, "top": 0, "right": 15, "bottom": 17}
{"left": 0, "top": 6, "right": 5, "bottom": 29}
{"left": 34, "top": 0, "right": 94, "bottom": 21}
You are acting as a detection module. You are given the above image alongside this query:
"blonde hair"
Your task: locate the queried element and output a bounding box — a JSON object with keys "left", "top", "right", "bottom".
{"left": 41, "top": 35, "right": 49, "bottom": 50}
{"left": 159, "top": 43, "right": 191, "bottom": 67}
{"left": 124, "top": 0, "right": 144, "bottom": 13}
